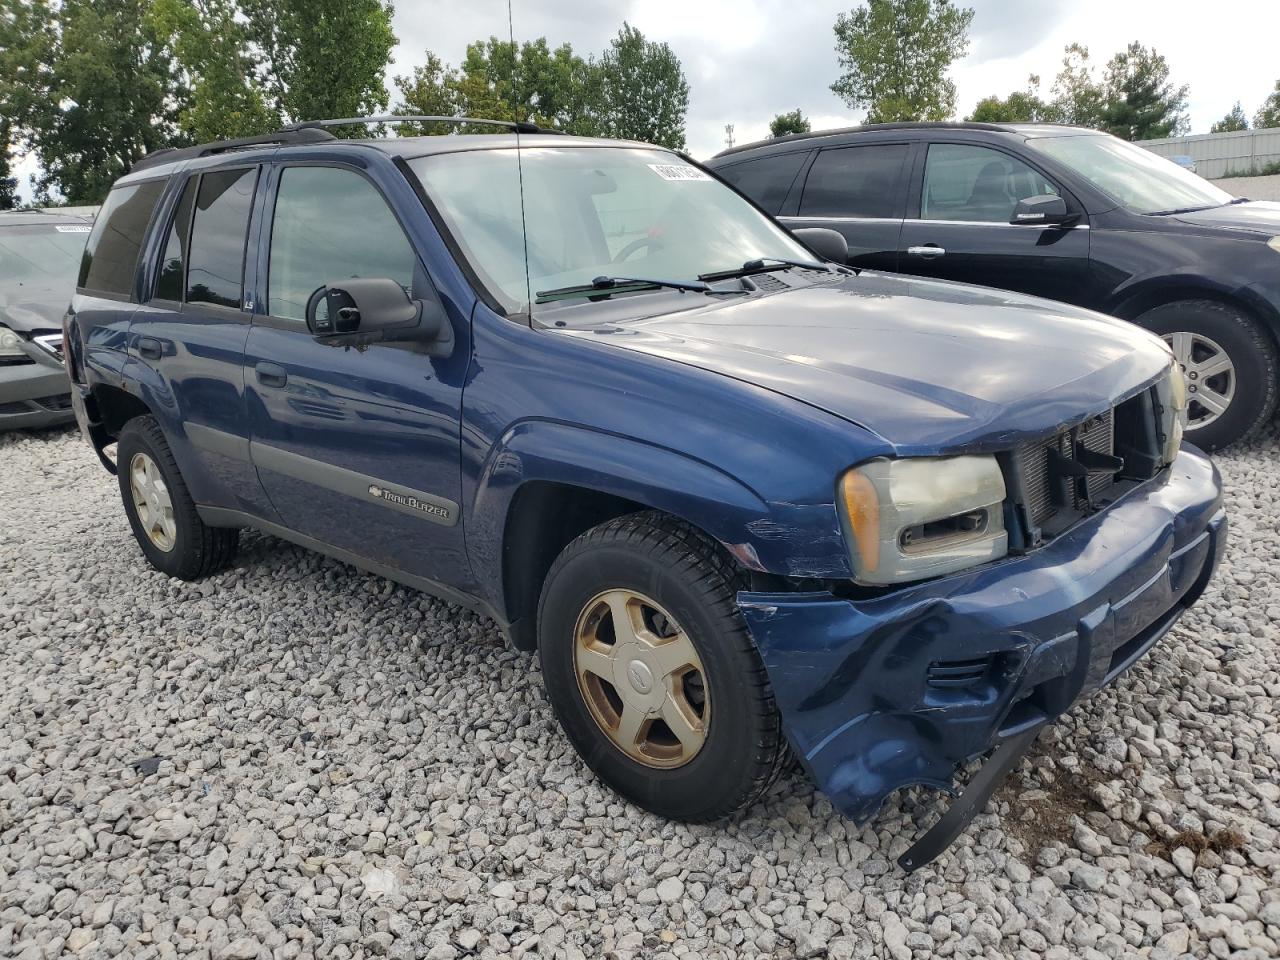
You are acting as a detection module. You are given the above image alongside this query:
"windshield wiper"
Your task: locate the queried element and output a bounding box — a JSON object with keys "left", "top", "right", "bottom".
{"left": 536, "top": 275, "right": 711, "bottom": 302}
{"left": 698, "top": 256, "right": 848, "bottom": 282}
{"left": 1146, "top": 204, "right": 1217, "bottom": 216}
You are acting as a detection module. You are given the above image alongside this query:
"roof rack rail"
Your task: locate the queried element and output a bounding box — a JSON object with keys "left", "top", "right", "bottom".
{"left": 281, "top": 115, "right": 556, "bottom": 135}
{"left": 131, "top": 127, "right": 336, "bottom": 172}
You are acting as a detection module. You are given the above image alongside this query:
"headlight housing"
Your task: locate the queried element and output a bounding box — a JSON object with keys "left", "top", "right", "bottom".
{"left": 1268, "top": 236, "right": 1280, "bottom": 255}
{"left": 837, "top": 455, "right": 1008, "bottom": 585}
{"left": 0, "top": 325, "right": 28, "bottom": 359}
{"left": 1155, "top": 360, "right": 1187, "bottom": 464}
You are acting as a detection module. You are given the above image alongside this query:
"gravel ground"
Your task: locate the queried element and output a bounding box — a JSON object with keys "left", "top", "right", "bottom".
{"left": 1212, "top": 174, "right": 1280, "bottom": 201}
{"left": 1, "top": 423, "right": 1278, "bottom": 960}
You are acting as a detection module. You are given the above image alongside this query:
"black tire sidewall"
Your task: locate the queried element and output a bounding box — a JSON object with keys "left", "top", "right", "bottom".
{"left": 538, "top": 538, "right": 767, "bottom": 821}
{"left": 116, "top": 420, "right": 197, "bottom": 577}
{"left": 1137, "top": 300, "right": 1278, "bottom": 450}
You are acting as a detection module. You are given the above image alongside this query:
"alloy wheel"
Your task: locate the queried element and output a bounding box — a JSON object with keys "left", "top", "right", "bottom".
{"left": 129, "top": 452, "right": 177, "bottom": 552}
{"left": 1163, "top": 331, "right": 1235, "bottom": 429}
{"left": 573, "top": 589, "right": 710, "bottom": 769}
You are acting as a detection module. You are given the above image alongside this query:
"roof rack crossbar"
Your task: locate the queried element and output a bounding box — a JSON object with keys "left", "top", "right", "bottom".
{"left": 281, "top": 115, "right": 556, "bottom": 135}
{"left": 131, "top": 127, "right": 336, "bottom": 172}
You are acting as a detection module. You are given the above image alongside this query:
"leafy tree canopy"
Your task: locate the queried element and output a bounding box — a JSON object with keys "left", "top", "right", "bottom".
{"left": 1256, "top": 80, "right": 1280, "bottom": 130}
{"left": 1210, "top": 102, "right": 1249, "bottom": 134}
{"left": 769, "top": 109, "right": 811, "bottom": 138}
{"left": 830, "top": 0, "right": 975, "bottom": 123}
{"left": 1098, "top": 42, "right": 1189, "bottom": 140}
{"left": 967, "top": 80, "right": 1054, "bottom": 123}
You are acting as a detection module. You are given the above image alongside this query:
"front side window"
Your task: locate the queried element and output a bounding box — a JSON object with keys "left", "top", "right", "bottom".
{"left": 1029, "top": 133, "right": 1233, "bottom": 215}
{"left": 186, "top": 168, "right": 257, "bottom": 309}
{"left": 921, "top": 144, "right": 1059, "bottom": 223}
{"left": 409, "top": 146, "right": 813, "bottom": 316}
{"left": 717, "top": 152, "right": 809, "bottom": 214}
{"left": 78, "top": 180, "right": 166, "bottom": 296}
{"left": 268, "top": 166, "right": 418, "bottom": 321}
{"left": 799, "top": 144, "right": 908, "bottom": 219}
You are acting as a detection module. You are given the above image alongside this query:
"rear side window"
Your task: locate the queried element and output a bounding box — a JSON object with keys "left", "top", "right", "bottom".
{"left": 267, "top": 166, "right": 417, "bottom": 322}
{"left": 78, "top": 180, "right": 166, "bottom": 297}
{"left": 799, "top": 144, "right": 909, "bottom": 219}
{"left": 154, "top": 178, "right": 196, "bottom": 302}
{"left": 717, "top": 153, "right": 808, "bottom": 214}
{"left": 187, "top": 168, "right": 257, "bottom": 309}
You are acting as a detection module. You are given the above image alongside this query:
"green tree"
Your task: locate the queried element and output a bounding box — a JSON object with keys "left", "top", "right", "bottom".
{"left": 1046, "top": 43, "right": 1105, "bottom": 127}
{"left": 150, "top": 0, "right": 275, "bottom": 142}
{"left": 1256, "top": 80, "right": 1280, "bottom": 129}
{"left": 393, "top": 52, "right": 461, "bottom": 130}
{"left": 1097, "top": 43, "right": 1188, "bottom": 141}
{"left": 596, "top": 23, "right": 690, "bottom": 149}
{"left": 243, "top": 0, "right": 395, "bottom": 126}
{"left": 830, "top": 0, "right": 974, "bottom": 123}
{"left": 4, "top": 0, "right": 184, "bottom": 204}
{"left": 968, "top": 78, "right": 1052, "bottom": 123}
{"left": 1210, "top": 102, "right": 1249, "bottom": 134}
{"left": 0, "top": 125, "right": 18, "bottom": 210}
{"left": 769, "top": 109, "right": 811, "bottom": 137}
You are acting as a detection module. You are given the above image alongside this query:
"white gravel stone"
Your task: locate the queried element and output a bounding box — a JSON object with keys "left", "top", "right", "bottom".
{"left": 2, "top": 421, "right": 1278, "bottom": 959}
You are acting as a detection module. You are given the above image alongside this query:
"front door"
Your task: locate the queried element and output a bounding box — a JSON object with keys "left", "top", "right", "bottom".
{"left": 896, "top": 142, "right": 1091, "bottom": 305}
{"left": 243, "top": 162, "right": 472, "bottom": 589}
{"left": 779, "top": 141, "right": 913, "bottom": 271}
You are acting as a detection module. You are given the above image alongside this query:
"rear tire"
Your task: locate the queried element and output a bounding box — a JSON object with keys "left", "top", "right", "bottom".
{"left": 537, "top": 511, "right": 788, "bottom": 822}
{"left": 1135, "top": 299, "right": 1278, "bottom": 450}
{"left": 116, "top": 416, "right": 239, "bottom": 579}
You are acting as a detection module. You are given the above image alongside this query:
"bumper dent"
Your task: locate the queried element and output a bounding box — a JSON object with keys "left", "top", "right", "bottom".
{"left": 739, "top": 446, "right": 1226, "bottom": 827}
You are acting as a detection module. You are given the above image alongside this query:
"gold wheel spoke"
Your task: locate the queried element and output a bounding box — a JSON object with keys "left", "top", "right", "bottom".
{"left": 646, "top": 629, "right": 697, "bottom": 680}
{"left": 577, "top": 643, "right": 615, "bottom": 680}
{"left": 613, "top": 704, "right": 647, "bottom": 749}
{"left": 661, "top": 694, "right": 706, "bottom": 754}
{"left": 603, "top": 590, "right": 641, "bottom": 645}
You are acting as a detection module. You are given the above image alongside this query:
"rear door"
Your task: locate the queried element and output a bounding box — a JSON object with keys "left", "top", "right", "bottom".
{"left": 779, "top": 141, "right": 913, "bottom": 270}
{"left": 129, "top": 165, "right": 273, "bottom": 517}
{"left": 896, "top": 141, "right": 1091, "bottom": 304}
{"left": 243, "top": 161, "right": 472, "bottom": 588}
{"left": 714, "top": 150, "right": 811, "bottom": 215}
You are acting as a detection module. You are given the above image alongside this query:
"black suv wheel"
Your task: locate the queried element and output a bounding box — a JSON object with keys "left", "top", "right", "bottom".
{"left": 117, "top": 416, "right": 239, "bottom": 579}
{"left": 537, "top": 511, "right": 789, "bottom": 821}
{"left": 1136, "top": 300, "right": 1277, "bottom": 450}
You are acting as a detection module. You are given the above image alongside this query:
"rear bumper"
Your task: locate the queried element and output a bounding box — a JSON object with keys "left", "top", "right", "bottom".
{"left": 0, "top": 361, "right": 73, "bottom": 431}
{"left": 738, "top": 444, "right": 1225, "bottom": 824}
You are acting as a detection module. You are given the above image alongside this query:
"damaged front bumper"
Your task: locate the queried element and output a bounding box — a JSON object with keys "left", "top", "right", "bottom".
{"left": 739, "top": 445, "right": 1225, "bottom": 864}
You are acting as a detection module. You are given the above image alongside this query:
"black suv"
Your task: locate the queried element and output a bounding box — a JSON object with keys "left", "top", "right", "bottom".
{"left": 708, "top": 122, "right": 1280, "bottom": 449}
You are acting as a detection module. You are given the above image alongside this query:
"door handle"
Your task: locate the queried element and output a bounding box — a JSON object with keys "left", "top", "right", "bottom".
{"left": 255, "top": 361, "right": 288, "bottom": 388}
{"left": 907, "top": 245, "right": 946, "bottom": 259}
{"left": 137, "top": 337, "right": 162, "bottom": 360}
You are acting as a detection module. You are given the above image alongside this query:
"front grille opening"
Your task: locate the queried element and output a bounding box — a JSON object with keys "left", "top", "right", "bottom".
{"left": 926, "top": 655, "right": 995, "bottom": 689}
{"left": 1002, "top": 389, "right": 1163, "bottom": 551}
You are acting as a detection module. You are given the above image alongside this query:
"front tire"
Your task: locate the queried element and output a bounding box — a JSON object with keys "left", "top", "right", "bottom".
{"left": 116, "top": 416, "right": 239, "bottom": 579}
{"left": 1135, "top": 300, "right": 1278, "bottom": 450}
{"left": 537, "top": 512, "right": 788, "bottom": 822}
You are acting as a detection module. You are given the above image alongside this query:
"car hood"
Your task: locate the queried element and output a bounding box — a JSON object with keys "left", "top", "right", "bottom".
{"left": 559, "top": 272, "right": 1172, "bottom": 455}
{"left": 0, "top": 280, "right": 73, "bottom": 333}
{"left": 1171, "top": 200, "right": 1280, "bottom": 237}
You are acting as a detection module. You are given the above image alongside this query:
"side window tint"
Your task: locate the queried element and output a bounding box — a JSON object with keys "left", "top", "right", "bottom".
{"left": 268, "top": 167, "right": 418, "bottom": 322}
{"left": 187, "top": 168, "right": 257, "bottom": 308}
{"left": 799, "top": 144, "right": 908, "bottom": 219}
{"left": 718, "top": 153, "right": 808, "bottom": 214}
{"left": 78, "top": 180, "right": 166, "bottom": 296}
{"left": 922, "top": 144, "right": 1059, "bottom": 222}
{"left": 154, "top": 178, "right": 196, "bottom": 301}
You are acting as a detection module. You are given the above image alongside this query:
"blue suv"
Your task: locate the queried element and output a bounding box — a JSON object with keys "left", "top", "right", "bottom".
{"left": 66, "top": 118, "right": 1225, "bottom": 869}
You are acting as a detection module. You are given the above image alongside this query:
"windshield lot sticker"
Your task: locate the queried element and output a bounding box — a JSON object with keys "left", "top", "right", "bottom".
{"left": 55, "top": 225, "right": 92, "bottom": 233}
{"left": 648, "top": 163, "right": 712, "bottom": 182}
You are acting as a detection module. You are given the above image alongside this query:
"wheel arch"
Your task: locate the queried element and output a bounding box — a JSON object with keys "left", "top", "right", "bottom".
{"left": 1110, "top": 281, "right": 1280, "bottom": 358}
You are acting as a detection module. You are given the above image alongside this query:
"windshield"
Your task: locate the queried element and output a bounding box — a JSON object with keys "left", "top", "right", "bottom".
{"left": 1029, "top": 134, "right": 1234, "bottom": 215}
{"left": 409, "top": 146, "right": 813, "bottom": 314}
{"left": 0, "top": 222, "right": 92, "bottom": 292}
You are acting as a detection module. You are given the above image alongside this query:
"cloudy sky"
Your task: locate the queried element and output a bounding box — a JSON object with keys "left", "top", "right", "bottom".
{"left": 396, "top": 0, "right": 1278, "bottom": 158}
{"left": 12, "top": 0, "right": 1279, "bottom": 198}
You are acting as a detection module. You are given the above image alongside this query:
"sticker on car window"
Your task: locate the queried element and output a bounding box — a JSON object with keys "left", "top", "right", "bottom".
{"left": 55, "top": 225, "right": 92, "bottom": 233}
{"left": 648, "top": 164, "right": 712, "bottom": 182}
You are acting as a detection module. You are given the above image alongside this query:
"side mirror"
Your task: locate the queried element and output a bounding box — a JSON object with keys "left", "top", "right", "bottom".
{"left": 305, "top": 278, "right": 449, "bottom": 350}
{"left": 791, "top": 227, "right": 849, "bottom": 264}
{"left": 1010, "top": 194, "right": 1072, "bottom": 227}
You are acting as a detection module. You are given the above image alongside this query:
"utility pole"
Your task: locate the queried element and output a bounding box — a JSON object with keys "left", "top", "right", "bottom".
{"left": 724, "top": 123, "right": 735, "bottom": 150}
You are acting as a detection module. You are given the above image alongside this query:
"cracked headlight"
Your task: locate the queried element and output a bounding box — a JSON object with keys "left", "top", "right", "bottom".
{"left": 837, "top": 455, "right": 1008, "bottom": 586}
{"left": 1156, "top": 360, "right": 1187, "bottom": 463}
